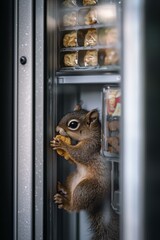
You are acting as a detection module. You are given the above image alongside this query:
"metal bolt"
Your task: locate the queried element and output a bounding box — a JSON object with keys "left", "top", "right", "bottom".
{"left": 20, "top": 56, "right": 27, "bottom": 65}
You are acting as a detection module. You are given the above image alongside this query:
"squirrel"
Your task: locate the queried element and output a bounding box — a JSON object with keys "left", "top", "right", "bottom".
{"left": 50, "top": 105, "right": 119, "bottom": 240}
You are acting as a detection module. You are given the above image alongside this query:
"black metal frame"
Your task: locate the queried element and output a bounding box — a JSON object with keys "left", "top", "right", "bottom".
{"left": 0, "top": 0, "right": 14, "bottom": 239}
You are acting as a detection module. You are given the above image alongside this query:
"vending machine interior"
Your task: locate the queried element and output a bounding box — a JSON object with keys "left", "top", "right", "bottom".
{"left": 45, "top": 0, "right": 122, "bottom": 239}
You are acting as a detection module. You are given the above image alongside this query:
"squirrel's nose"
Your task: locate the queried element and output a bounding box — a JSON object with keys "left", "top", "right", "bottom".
{"left": 56, "top": 126, "right": 67, "bottom": 136}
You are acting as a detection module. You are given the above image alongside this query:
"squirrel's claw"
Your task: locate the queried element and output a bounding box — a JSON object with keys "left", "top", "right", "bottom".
{"left": 54, "top": 193, "right": 66, "bottom": 209}
{"left": 54, "top": 191, "right": 70, "bottom": 210}
{"left": 50, "top": 138, "right": 61, "bottom": 149}
{"left": 54, "top": 193, "right": 63, "bottom": 203}
{"left": 50, "top": 138, "right": 60, "bottom": 145}
{"left": 50, "top": 137, "right": 67, "bottom": 151}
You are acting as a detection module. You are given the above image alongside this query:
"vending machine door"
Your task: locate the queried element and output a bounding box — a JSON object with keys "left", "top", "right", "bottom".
{"left": 13, "top": 0, "right": 44, "bottom": 239}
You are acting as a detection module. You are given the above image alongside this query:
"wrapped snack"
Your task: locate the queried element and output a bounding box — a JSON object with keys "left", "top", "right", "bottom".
{"left": 104, "top": 48, "right": 119, "bottom": 65}
{"left": 102, "top": 86, "right": 121, "bottom": 156}
{"left": 105, "top": 28, "right": 118, "bottom": 45}
{"left": 63, "top": 31, "right": 77, "bottom": 47}
{"left": 52, "top": 135, "right": 71, "bottom": 160}
{"left": 84, "top": 9, "right": 97, "bottom": 25}
{"left": 108, "top": 145, "right": 120, "bottom": 154}
{"left": 97, "top": 4, "right": 117, "bottom": 23}
{"left": 99, "top": 28, "right": 118, "bottom": 45}
{"left": 84, "top": 50, "right": 98, "bottom": 66}
{"left": 107, "top": 119, "right": 120, "bottom": 131}
{"left": 84, "top": 29, "right": 97, "bottom": 47}
{"left": 108, "top": 137, "right": 120, "bottom": 154}
{"left": 63, "top": 11, "right": 77, "bottom": 26}
{"left": 83, "top": 0, "right": 97, "bottom": 6}
{"left": 64, "top": 52, "right": 78, "bottom": 67}
{"left": 106, "top": 89, "right": 121, "bottom": 116}
{"left": 62, "top": 0, "right": 77, "bottom": 7}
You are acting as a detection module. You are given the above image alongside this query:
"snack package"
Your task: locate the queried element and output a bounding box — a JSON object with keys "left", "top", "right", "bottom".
{"left": 108, "top": 136, "right": 120, "bottom": 154}
{"left": 63, "top": 31, "right": 77, "bottom": 47}
{"left": 107, "top": 119, "right": 120, "bottom": 132}
{"left": 53, "top": 135, "right": 71, "bottom": 160}
{"left": 102, "top": 86, "right": 121, "bottom": 156}
{"left": 106, "top": 89, "right": 121, "bottom": 116}
{"left": 84, "top": 29, "right": 97, "bottom": 47}
{"left": 99, "top": 28, "right": 118, "bottom": 46}
{"left": 84, "top": 50, "right": 98, "bottom": 66}
{"left": 62, "top": 0, "right": 77, "bottom": 7}
{"left": 63, "top": 11, "right": 77, "bottom": 26}
{"left": 97, "top": 4, "right": 117, "bottom": 23}
{"left": 83, "top": 0, "right": 98, "bottom": 6}
{"left": 104, "top": 48, "right": 119, "bottom": 65}
{"left": 64, "top": 52, "right": 78, "bottom": 67}
{"left": 84, "top": 9, "right": 97, "bottom": 25}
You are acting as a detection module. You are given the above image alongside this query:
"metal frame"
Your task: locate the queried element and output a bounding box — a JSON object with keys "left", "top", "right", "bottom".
{"left": 15, "top": 0, "right": 34, "bottom": 239}
{"left": 58, "top": 75, "right": 121, "bottom": 84}
{"left": 13, "top": 0, "right": 146, "bottom": 240}
{"left": 121, "top": 0, "right": 145, "bottom": 240}
{"left": 14, "top": 0, "right": 44, "bottom": 239}
{"left": 35, "top": 0, "right": 44, "bottom": 239}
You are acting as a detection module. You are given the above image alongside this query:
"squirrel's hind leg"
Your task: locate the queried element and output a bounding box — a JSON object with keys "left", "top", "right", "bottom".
{"left": 72, "top": 178, "right": 104, "bottom": 212}
{"left": 54, "top": 181, "right": 72, "bottom": 211}
{"left": 57, "top": 181, "right": 67, "bottom": 195}
{"left": 54, "top": 192, "right": 72, "bottom": 211}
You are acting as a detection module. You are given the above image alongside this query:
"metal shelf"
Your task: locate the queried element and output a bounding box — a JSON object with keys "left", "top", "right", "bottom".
{"left": 60, "top": 44, "right": 120, "bottom": 52}
{"left": 57, "top": 74, "right": 121, "bottom": 84}
{"left": 59, "top": 22, "right": 117, "bottom": 32}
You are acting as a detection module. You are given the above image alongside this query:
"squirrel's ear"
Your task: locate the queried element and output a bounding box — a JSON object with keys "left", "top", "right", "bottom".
{"left": 74, "top": 104, "right": 82, "bottom": 111}
{"left": 86, "top": 109, "right": 99, "bottom": 124}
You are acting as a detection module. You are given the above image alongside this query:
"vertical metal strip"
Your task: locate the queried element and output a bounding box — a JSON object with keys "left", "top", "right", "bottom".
{"left": 17, "top": 0, "right": 33, "bottom": 239}
{"left": 46, "top": 0, "right": 58, "bottom": 239}
{"left": 35, "top": 0, "right": 44, "bottom": 239}
{"left": 121, "top": 0, "right": 145, "bottom": 240}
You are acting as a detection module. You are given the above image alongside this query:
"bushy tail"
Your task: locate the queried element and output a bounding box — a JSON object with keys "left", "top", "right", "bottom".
{"left": 88, "top": 206, "right": 119, "bottom": 240}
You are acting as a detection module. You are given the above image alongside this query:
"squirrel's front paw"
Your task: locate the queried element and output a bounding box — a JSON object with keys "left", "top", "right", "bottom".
{"left": 50, "top": 137, "right": 66, "bottom": 150}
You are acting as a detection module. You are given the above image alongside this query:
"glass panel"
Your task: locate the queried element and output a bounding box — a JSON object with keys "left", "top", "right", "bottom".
{"left": 102, "top": 85, "right": 121, "bottom": 158}
{"left": 57, "top": 0, "right": 120, "bottom": 74}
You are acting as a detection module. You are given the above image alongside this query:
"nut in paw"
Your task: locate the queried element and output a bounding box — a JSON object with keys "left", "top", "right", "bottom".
{"left": 50, "top": 135, "right": 71, "bottom": 160}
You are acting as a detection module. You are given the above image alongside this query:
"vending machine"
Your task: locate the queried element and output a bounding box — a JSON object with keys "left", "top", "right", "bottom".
{"left": 3, "top": 0, "right": 160, "bottom": 240}
{"left": 12, "top": 0, "right": 144, "bottom": 239}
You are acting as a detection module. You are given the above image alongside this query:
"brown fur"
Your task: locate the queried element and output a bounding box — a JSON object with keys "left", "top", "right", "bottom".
{"left": 51, "top": 106, "right": 119, "bottom": 240}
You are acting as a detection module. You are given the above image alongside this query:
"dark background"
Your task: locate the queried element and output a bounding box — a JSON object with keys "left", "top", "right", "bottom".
{"left": 144, "top": 1, "right": 160, "bottom": 239}
{"left": 0, "top": 0, "right": 14, "bottom": 239}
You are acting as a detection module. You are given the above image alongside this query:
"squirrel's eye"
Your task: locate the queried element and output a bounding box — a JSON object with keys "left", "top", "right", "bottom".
{"left": 68, "top": 119, "right": 80, "bottom": 130}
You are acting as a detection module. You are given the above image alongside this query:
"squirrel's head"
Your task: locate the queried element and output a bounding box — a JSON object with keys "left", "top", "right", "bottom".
{"left": 56, "top": 105, "right": 101, "bottom": 141}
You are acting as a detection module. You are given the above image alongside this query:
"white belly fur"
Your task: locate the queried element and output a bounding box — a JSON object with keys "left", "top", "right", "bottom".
{"left": 70, "top": 164, "right": 88, "bottom": 195}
